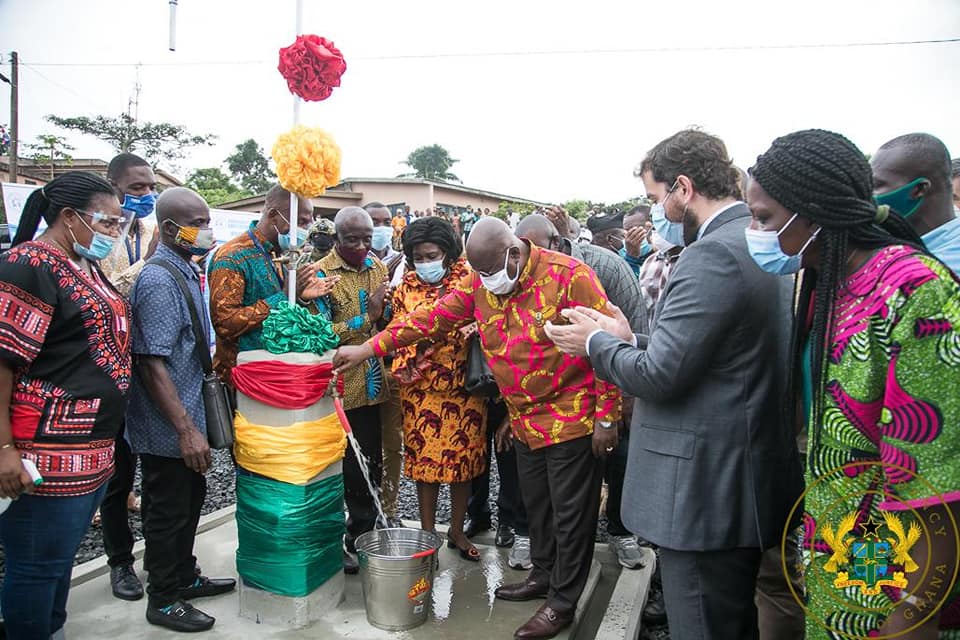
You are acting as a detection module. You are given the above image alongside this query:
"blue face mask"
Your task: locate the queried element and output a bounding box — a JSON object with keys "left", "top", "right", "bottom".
{"left": 873, "top": 177, "right": 928, "bottom": 218}
{"left": 744, "top": 214, "right": 819, "bottom": 275}
{"left": 415, "top": 259, "right": 447, "bottom": 284}
{"left": 70, "top": 213, "right": 119, "bottom": 262}
{"left": 651, "top": 182, "right": 686, "bottom": 247}
{"left": 121, "top": 192, "right": 157, "bottom": 219}
{"left": 371, "top": 227, "right": 393, "bottom": 252}
{"left": 275, "top": 213, "right": 308, "bottom": 252}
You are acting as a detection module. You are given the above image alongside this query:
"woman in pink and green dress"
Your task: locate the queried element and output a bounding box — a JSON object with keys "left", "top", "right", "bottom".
{"left": 746, "top": 129, "right": 960, "bottom": 639}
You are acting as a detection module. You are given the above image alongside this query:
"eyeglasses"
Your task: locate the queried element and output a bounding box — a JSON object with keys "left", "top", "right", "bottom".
{"left": 76, "top": 209, "right": 129, "bottom": 230}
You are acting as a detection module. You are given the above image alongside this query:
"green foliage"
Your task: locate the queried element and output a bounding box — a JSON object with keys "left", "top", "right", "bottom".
{"left": 185, "top": 167, "right": 250, "bottom": 207}
{"left": 25, "top": 134, "right": 74, "bottom": 178}
{"left": 226, "top": 138, "right": 275, "bottom": 194}
{"left": 46, "top": 113, "right": 215, "bottom": 169}
{"left": 494, "top": 201, "right": 537, "bottom": 222}
{"left": 399, "top": 144, "right": 460, "bottom": 182}
{"left": 562, "top": 199, "right": 590, "bottom": 222}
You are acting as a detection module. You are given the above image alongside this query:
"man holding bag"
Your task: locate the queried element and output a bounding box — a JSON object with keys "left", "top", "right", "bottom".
{"left": 126, "top": 188, "right": 236, "bottom": 633}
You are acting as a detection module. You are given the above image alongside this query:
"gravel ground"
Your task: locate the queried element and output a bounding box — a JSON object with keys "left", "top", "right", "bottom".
{"left": 0, "top": 448, "right": 670, "bottom": 638}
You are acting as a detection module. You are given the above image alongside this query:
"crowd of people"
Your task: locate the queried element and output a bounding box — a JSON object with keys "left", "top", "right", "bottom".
{"left": 0, "top": 126, "right": 958, "bottom": 640}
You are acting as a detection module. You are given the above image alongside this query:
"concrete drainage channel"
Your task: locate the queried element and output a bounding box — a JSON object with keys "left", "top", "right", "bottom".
{"left": 68, "top": 507, "right": 654, "bottom": 639}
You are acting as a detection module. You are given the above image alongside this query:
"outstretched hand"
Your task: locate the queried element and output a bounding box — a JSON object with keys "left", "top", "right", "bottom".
{"left": 544, "top": 302, "right": 632, "bottom": 356}
{"left": 333, "top": 343, "right": 376, "bottom": 375}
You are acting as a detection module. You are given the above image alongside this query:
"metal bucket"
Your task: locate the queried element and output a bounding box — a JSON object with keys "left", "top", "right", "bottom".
{"left": 355, "top": 528, "right": 442, "bottom": 631}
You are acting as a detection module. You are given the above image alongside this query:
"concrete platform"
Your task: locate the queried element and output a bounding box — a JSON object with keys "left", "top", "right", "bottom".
{"left": 63, "top": 513, "right": 651, "bottom": 639}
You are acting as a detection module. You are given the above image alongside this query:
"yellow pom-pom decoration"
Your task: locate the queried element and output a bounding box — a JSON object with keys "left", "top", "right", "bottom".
{"left": 271, "top": 125, "right": 342, "bottom": 197}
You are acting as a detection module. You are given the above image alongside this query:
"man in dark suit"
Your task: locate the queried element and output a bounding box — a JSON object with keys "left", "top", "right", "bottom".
{"left": 546, "top": 129, "right": 803, "bottom": 640}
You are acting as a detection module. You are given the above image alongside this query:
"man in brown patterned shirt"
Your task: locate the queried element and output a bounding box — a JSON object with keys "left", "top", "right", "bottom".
{"left": 314, "top": 207, "right": 390, "bottom": 559}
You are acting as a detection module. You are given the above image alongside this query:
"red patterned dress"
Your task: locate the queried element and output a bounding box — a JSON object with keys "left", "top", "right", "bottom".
{"left": 390, "top": 258, "right": 486, "bottom": 484}
{"left": 0, "top": 241, "right": 132, "bottom": 496}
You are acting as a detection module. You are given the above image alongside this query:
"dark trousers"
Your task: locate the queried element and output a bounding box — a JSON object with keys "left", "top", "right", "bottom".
{"left": 0, "top": 484, "right": 106, "bottom": 639}
{"left": 141, "top": 454, "right": 206, "bottom": 608}
{"left": 343, "top": 404, "right": 383, "bottom": 545}
{"left": 468, "top": 399, "right": 528, "bottom": 535}
{"left": 603, "top": 429, "right": 630, "bottom": 537}
{"left": 516, "top": 435, "right": 602, "bottom": 613}
{"left": 101, "top": 428, "right": 136, "bottom": 568}
{"left": 659, "top": 546, "right": 763, "bottom": 640}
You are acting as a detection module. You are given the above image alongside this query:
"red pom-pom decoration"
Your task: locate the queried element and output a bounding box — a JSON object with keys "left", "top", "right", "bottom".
{"left": 277, "top": 35, "right": 346, "bottom": 102}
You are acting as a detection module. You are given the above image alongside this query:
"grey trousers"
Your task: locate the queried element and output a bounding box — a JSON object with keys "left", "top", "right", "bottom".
{"left": 658, "top": 546, "right": 763, "bottom": 640}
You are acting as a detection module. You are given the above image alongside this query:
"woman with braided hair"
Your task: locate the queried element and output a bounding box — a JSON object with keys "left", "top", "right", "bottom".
{"left": 389, "top": 216, "right": 487, "bottom": 561}
{"left": 0, "top": 172, "right": 132, "bottom": 637}
{"left": 746, "top": 129, "right": 960, "bottom": 638}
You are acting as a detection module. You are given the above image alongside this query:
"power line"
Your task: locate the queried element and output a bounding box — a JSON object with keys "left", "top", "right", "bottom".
{"left": 18, "top": 36, "right": 960, "bottom": 67}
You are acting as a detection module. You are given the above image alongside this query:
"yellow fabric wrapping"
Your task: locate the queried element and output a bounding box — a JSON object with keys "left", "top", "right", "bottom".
{"left": 234, "top": 412, "right": 347, "bottom": 484}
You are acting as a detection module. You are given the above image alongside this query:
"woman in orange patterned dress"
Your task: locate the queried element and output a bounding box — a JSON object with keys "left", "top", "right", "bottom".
{"left": 390, "top": 217, "right": 487, "bottom": 560}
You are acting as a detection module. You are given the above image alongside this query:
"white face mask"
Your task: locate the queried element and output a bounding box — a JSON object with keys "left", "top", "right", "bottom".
{"left": 479, "top": 248, "right": 519, "bottom": 295}
{"left": 371, "top": 226, "right": 393, "bottom": 251}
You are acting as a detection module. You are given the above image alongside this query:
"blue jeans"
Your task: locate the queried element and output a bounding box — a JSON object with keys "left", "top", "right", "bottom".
{"left": 0, "top": 484, "right": 106, "bottom": 639}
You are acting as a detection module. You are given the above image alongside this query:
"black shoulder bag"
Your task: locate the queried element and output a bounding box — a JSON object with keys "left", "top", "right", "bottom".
{"left": 146, "top": 259, "right": 235, "bottom": 449}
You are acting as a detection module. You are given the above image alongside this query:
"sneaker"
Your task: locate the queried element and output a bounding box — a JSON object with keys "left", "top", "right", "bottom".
{"left": 110, "top": 563, "right": 144, "bottom": 601}
{"left": 508, "top": 535, "right": 533, "bottom": 570}
{"left": 609, "top": 535, "right": 644, "bottom": 569}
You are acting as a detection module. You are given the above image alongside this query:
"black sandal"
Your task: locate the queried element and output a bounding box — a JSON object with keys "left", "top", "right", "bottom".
{"left": 447, "top": 532, "right": 481, "bottom": 562}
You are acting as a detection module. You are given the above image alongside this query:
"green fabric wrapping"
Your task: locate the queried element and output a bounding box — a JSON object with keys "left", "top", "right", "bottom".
{"left": 235, "top": 471, "right": 344, "bottom": 597}
{"left": 261, "top": 301, "right": 340, "bottom": 354}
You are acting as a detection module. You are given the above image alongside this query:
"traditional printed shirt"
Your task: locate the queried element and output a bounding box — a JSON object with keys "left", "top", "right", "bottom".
{"left": 0, "top": 241, "right": 131, "bottom": 496}
{"left": 803, "top": 245, "right": 960, "bottom": 638}
{"left": 126, "top": 244, "right": 208, "bottom": 458}
{"left": 372, "top": 242, "right": 621, "bottom": 450}
{"left": 315, "top": 249, "right": 389, "bottom": 410}
{"left": 100, "top": 219, "right": 157, "bottom": 298}
{"left": 391, "top": 258, "right": 473, "bottom": 388}
{"left": 208, "top": 222, "right": 286, "bottom": 384}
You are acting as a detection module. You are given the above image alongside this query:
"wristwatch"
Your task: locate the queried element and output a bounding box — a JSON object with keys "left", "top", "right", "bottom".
{"left": 598, "top": 421, "right": 616, "bottom": 430}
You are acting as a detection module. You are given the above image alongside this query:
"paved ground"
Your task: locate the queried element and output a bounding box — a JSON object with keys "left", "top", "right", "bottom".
{"left": 63, "top": 513, "right": 650, "bottom": 640}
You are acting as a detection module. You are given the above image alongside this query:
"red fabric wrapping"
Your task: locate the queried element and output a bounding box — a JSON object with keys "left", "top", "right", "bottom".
{"left": 232, "top": 361, "right": 342, "bottom": 410}
{"left": 277, "top": 35, "right": 346, "bottom": 102}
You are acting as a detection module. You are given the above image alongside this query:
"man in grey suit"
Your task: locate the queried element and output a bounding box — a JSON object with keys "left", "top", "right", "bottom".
{"left": 546, "top": 129, "right": 803, "bottom": 640}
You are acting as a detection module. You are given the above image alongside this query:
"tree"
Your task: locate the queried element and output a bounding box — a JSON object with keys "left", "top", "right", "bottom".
{"left": 225, "top": 139, "right": 275, "bottom": 194}
{"left": 399, "top": 144, "right": 460, "bottom": 182}
{"left": 46, "top": 113, "right": 216, "bottom": 169}
{"left": 494, "top": 201, "right": 537, "bottom": 222}
{"left": 0, "top": 124, "right": 10, "bottom": 156}
{"left": 25, "top": 134, "right": 74, "bottom": 179}
{"left": 562, "top": 199, "right": 590, "bottom": 222}
{"left": 185, "top": 167, "right": 250, "bottom": 207}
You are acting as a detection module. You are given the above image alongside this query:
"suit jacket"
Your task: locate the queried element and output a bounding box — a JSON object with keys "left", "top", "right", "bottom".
{"left": 588, "top": 203, "right": 802, "bottom": 551}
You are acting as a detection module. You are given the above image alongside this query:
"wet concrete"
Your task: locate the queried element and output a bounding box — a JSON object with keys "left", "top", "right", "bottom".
{"left": 63, "top": 516, "right": 616, "bottom": 639}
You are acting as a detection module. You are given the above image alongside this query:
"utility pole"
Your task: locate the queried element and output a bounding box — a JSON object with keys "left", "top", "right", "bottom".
{"left": 8, "top": 52, "right": 18, "bottom": 183}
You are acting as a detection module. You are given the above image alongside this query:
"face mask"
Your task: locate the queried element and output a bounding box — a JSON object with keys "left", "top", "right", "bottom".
{"left": 744, "top": 214, "right": 819, "bottom": 275}
{"left": 651, "top": 182, "right": 686, "bottom": 247}
{"left": 70, "top": 214, "right": 118, "bottom": 262}
{"left": 337, "top": 244, "right": 369, "bottom": 268}
{"left": 371, "top": 227, "right": 393, "bottom": 251}
{"left": 169, "top": 222, "right": 216, "bottom": 256}
{"left": 415, "top": 259, "right": 447, "bottom": 284}
{"left": 479, "top": 248, "right": 520, "bottom": 295}
{"left": 873, "top": 177, "right": 928, "bottom": 218}
{"left": 649, "top": 230, "right": 674, "bottom": 252}
{"left": 275, "top": 213, "right": 309, "bottom": 252}
{"left": 121, "top": 192, "right": 157, "bottom": 219}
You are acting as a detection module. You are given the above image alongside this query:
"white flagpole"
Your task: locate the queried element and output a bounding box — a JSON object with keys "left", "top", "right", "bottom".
{"left": 287, "top": 0, "right": 304, "bottom": 305}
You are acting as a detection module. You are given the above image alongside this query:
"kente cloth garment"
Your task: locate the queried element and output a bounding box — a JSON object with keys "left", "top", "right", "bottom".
{"left": 99, "top": 219, "right": 156, "bottom": 298}
{"left": 315, "top": 249, "right": 389, "bottom": 411}
{"left": 390, "top": 258, "right": 487, "bottom": 483}
{"left": 803, "top": 246, "right": 960, "bottom": 638}
{"left": 373, "top": 241, "right": 621, "bottom": 450}
{"left": 0, "top": 241, "right": 131, "bottom": 496}
{"left": 208, "top": 222, "right": 287, "bottom": 384}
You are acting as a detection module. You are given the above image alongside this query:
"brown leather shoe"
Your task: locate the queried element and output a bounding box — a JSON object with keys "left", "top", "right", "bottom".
{"left": 513, "top": 604, "right": 574, "bottom": 639}
{"left": 494, "top": 577, "right": 549, "bottom": 601}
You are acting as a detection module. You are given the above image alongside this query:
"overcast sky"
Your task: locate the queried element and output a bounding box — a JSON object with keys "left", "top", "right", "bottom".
{"left": 1, "top": 0, "right": 958, "bottom": 204}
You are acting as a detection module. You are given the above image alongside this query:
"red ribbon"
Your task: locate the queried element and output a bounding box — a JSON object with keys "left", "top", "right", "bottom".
{"left": 232, "top": 361, "right": 342, "bottom": 410}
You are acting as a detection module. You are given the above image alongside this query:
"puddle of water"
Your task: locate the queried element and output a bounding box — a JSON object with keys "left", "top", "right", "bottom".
{"left": 430, "top": 568, "right": 456, "bottom": 621}
{"left": 481, "top": 548, "right": 505, "bottom": 619}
